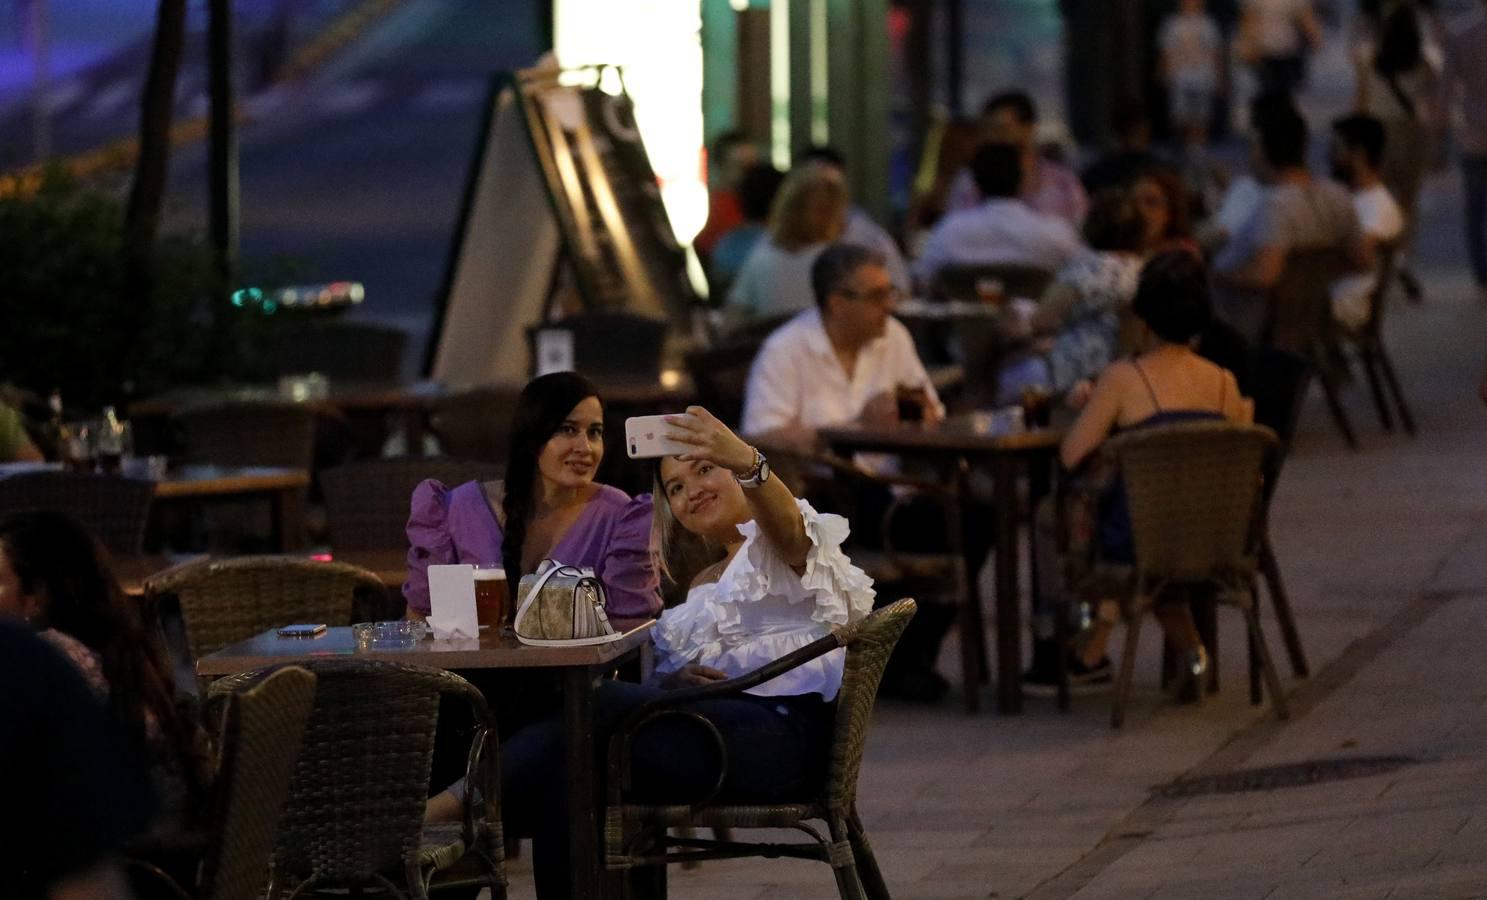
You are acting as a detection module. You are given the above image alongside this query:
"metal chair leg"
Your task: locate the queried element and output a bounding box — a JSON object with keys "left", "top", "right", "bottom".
{"left": 1241, "top": 601, "right": 1290, "bottom": 721}
{"left": 848, "top": 807, "right": 892, "bottom": 900}
{"left": 1111, "top": 617, "right": 1142, "bottom": 730}
{"left": 1248, "top": 598, "right": 1263, "bottom": 706}
{"left": 1316, "top": 366, "right": 1359, "bottom": 450}
{"left": 1374, "top": 342, "right": 1416, "bottom": 436}
{"left": 1260, "top": 536, "right": 1309, "bottom": 677}
{"left": 1358, "top": 345, "right": 1395, "bottom": 432}
{"left": 828, "top": 816, "right": 867, "bottom": 900}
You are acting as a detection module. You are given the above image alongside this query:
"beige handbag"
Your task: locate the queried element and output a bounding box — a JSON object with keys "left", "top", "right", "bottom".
{"left": 514, "top": 560, "right": 622, "bottom": 646}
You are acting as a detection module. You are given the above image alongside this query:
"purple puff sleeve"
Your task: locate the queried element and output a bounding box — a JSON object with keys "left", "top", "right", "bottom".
{"left": 599, "top": 494, "right": 662, "bottom": 618}
{"left": 403, "top": 479, "right": 455, "bottom": 616}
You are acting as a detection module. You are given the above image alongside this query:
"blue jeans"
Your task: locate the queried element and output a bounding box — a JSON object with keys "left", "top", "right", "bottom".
{"left": 1464, "top": 155, "right": 1487, "bottom": 288}
{"left": 501, "top": 680, "right": 834, "bottom": 900}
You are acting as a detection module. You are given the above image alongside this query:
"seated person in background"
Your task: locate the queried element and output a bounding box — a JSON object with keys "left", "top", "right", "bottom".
{"left": 1081, "top": 102, "right": 1168, "bottom": 195}
{"left": 743, "top": 244, "right": 973, "bottom": 702}
{"left": 947, "top": 90, "right": 1089, "bottom": 226}
{"left": 708, "top": 163, "right": 785, "bottom": 301}
{"left": 0, "top": 621, "right": 152, "bottom": 900}
{"left": 1133, "top": 168, "right": 1199, "bottom": 257}
{"left": 914, "top": 142, "right": 1085, "bottom": 287}
{"left": 0, "top": 511, "right": 211, "bottom": 849}
{"left": 1026, "top": 252, "right": 1252, "bottom": 691}
{"left": 727, "top": 164, "right": 849, "bottom": 320}
{"left": 404, "top": 371, "right": 661, "bottom": 621}
{"left": 1017, "top": 189, "right": 1149, "bottom": 405}
{"left": 694, "top": 130, "right": 760, "bottom": 261}
{"left": 799, "top": 144, "right": 912, "bottom": 294}
{"left": 1211, "top": 103, "right": 1370, "bottom": 341}
{"left": 1328, "top": 112, "right": 1404, "bottom": 329}
{"left": 434, "top": 408, "right": 873, "bottom": 900}
{"left": 0, "top": 401, "right": 43, "bottom": 462}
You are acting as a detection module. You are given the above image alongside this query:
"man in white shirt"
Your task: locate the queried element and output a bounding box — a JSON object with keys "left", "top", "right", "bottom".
{"left": 743, "top": 243, "right": 942, "bottom": 447}
{"left": 1328, "top": 113, "right": 1405, "bottom": 329}
{"left": 914, "top": 143, "right": 1085, "bottom": 288}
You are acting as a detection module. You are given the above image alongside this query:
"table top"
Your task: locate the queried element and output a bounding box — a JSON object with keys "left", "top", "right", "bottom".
{"left": 196, "top": 618, "right": 655, "bottom": 676}
{"left": 153, "top": 465, "right": 310, "bottom": 499}
{"left": 819, "top": 415, "right": 1063, "bottom": 456}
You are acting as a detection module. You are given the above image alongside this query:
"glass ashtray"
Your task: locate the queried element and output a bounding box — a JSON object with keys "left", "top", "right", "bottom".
{"left": 352, "top": 620, "right": 422, "bottom": 649}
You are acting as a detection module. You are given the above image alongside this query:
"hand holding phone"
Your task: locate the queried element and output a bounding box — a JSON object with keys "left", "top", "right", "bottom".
{"left": 625, "top": 414, "right": 697, "bottom": 459}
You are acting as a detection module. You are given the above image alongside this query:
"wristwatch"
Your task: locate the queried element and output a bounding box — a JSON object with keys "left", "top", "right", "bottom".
{"left": 735, "top": 446, "right": 771, "bottom": 488}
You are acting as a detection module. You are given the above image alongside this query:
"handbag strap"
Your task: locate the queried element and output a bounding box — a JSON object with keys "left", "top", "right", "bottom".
{"left": 514, "top": 560, "right": 584, "bottom": 625}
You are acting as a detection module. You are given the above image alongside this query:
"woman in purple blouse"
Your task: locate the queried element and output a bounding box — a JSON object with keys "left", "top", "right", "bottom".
{"left": 403, "top": 372, "right": 661, "bottom": 620}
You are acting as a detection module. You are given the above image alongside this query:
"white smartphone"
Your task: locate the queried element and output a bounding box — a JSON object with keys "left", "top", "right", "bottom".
{"left": 625, "top": 414, "right": 695, "bottom": 459}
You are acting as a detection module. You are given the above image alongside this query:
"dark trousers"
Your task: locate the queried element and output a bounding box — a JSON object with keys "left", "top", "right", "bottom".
{"left": 502, "top": 680, "right": 834, "bottom": 900}
{"left": 1464, "top": 154, "right": 1487, "bottom": 288}
{"left": 1255, "top": 54, "right": 1307, "bottom": 96}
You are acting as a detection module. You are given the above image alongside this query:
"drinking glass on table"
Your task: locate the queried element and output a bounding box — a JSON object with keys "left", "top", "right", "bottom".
{"left": 60, "top": 422, "right": 94, "bottom": 473}
{"left": 473, "top": 565, "right": 510, "bottom": 631}
{"left": 895, "top": 383, "right": 931, "bottom": 423}
{"left": 94, "top": 413, "right": 131, "bottom": 476}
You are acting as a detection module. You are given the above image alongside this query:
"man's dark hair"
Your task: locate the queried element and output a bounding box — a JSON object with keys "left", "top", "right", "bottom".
{"left": 1082, "top": 189, "right": 1147, "bottom": 254}
{"left": 1131, "top": 250, "right": 1213, "bottom": 343}
{"left": 981, "top": 90, "right": 1037, "bottom": 124}
{"left": 738, "top": 163, "right": 786, "bottom": 221}
{"left": 971, "top": 142, "right": 1023, "bottom": 200}
{"left": 1258, "top": 107, "right": 1309, "bottom": 170}
{"left": 1250, "top": 89, "right": 1299, "bottom": 133}
{"left": 1332, "top": 113, "right": 1388, "bottom": 169}
{"left": 811, "top": 242, "right": 886, "bottom": 310}
{"left": 799, "top": 144, "right": 847, "bottom": 170}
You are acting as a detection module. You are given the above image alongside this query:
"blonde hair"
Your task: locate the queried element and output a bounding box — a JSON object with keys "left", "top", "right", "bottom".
{"left": 649, "top": 465, "right": 725, "bottom": 601}
{"left": 767, "top": 166, "right": 849, "bottom": 252}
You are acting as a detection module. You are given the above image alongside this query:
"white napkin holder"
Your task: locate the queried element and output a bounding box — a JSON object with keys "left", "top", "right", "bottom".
{"left": 427, "top": 564, "right": 480, "bottom": 640}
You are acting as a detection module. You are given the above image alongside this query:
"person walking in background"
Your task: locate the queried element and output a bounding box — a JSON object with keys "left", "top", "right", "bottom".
{"left": 1161, "top": 0, "right": 1227, "bottom": 152}
{"left": 1442, "top": 0, "right": 1487, "bottom": 301}
{"left": 1236, "top": 0, "right": 1323, "bottom": 95}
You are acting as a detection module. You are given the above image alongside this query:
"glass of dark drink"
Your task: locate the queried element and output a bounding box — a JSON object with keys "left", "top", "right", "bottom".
{"left": 1021, "top": 386, "right": 1053, "bottom": 429}
{"left": 473, "top": 566, "right": 510, "bottom": 631}
{"left": 60, "top": 423, "right": 94, "bottom": 473}
{"left": 896, "top": 384, "right": 928, "bottom": 423}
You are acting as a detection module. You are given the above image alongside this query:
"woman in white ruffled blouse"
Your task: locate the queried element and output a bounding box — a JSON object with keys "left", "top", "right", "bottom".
{"left": 488, "top": 406, "right": 875, "bottom": 900}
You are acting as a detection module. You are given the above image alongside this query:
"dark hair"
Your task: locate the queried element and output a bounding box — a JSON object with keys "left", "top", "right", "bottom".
{"left": 982, "top": 89, "right": 1037, "bottom": 124}
{"left": 738, "top": 163, "right": 786, "bottom": 221}
{"left": 1133, "top": 167, "right": 1194, "bottom": 241}
{"left": 1131, "top": 251, "right": 1212, "bottom": 343}
{"left": 799, "top": 144, "right": 847, "bottom": 170}
{"left": 1374, "top": 5, "right": 1423, "bottom": 77}
{"left": 1250, "top": 89, "right": 1299, "bottom": 133}
{"left": 1258, "top": 107, "right": 1308, "bottom": 169}
{"left": 1332, "top": 113, "right": 1388, "bottom": 168}
{"left": 0, "top": 510, "right": 208, "bottom": 804}
{"left": 1082, "top": 189, "right": 1147, "bottom": 253}
{"left": 811, "top": 242, "right": 886, "bottom": 310}
{"left": 971, "top": 142, "right": 1023, "bottom": 199}
{"left": 500, "top": 371, "right": 602, "bottom": 584}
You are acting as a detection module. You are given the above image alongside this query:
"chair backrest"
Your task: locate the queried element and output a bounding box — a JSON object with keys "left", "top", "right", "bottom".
{"left": 0, "top": 471, "right": 155, "bottom": 556}
{"left": 684, "top": 338, "right": 768, "bottom": 431}
{"left": 174, "top": 401, "right": 319, "bottom": 470}
{"left": 147, "top": 556, "right": 383, "bottom": 659}
{"left": 427, "top": 384, "right": 524, "bottom": 465}
{"left": 824, "top": 598, "right": 917, "bottom": 811}
{"left": 210, "top": 660, "right": 496, "bottom": 893}
{"left": 201, "top": 665, "right": 317, "bottom": 900}
{"left": 527, "top": 312, "right": 669, "bottom": 381}
{"left": 1247, "top": 345, "right": 1313, "bottom": 459}
{"left": 264, "top": 322, "right": 410, "bottom": 382}
{"left": 931, "top": 263, "right": 1053, "bottom": 302}
{"left": 1110, "top": 423, "right": 1276, "bottom": 582}
{"left": 321, "top": 456, "right": 503, "bottom": 552}
{"left": 1267, "top": 247, "right": 1354, "bottom": 354}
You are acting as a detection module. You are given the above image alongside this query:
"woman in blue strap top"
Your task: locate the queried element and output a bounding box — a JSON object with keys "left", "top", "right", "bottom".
{"left": 1029, "top": 251, "right": 1253, "bottom": 692}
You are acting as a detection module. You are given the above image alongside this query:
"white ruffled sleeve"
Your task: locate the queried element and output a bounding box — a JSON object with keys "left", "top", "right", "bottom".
{"left": 721, "top": 498, "right": 875, "bottom": 627}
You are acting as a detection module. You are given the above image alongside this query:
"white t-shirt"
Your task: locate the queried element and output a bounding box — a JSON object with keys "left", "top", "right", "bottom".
{"left": 1161, "top": 11, "right": 1223, "bottom": 89}
{"left": 1246, "top": 0, "right": 1311, "bottom": 56}
{"left": 1331, "top": 184, "right": 1404, "bottom": 328}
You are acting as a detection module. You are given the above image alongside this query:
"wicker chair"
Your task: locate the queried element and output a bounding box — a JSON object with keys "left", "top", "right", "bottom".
{"left": 1266, "top": 248, "right": 1359, "bottom": 449}
{"left": 127, "top": 666, "right": 318, "bottom": 900}
{"left": 208, "top": 660, "right": 504, "bottom": 900}
{"left": 321, "top": 456, "right": 503, "bottom": 552}
{"left": 604, "top": 599, "right": 916, "bottom": 900}
{"left": 1336, "top": 245, "right": 1416, "bottom": 436}
{"left": 0, "top": 470, "right": 156, "bottom": 556}
{"left": 1061, "top": 423, "right": 1291, "bottom": 728}
{"left": 930, "top": 263, "right": 1054, "bottom": 302}
{"left": 146, "top": 556, "right": 383, "bottom": 660}
{"left": 173, "top": 400, "right": 320, "bottom": 470}
{"left": 427, "top": 385, "right": 524, "bottom": 465}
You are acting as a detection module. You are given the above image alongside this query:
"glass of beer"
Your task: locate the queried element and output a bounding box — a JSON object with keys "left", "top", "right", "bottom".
{"left": 473, "top": 566, "right": 509, "bottom": 631}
